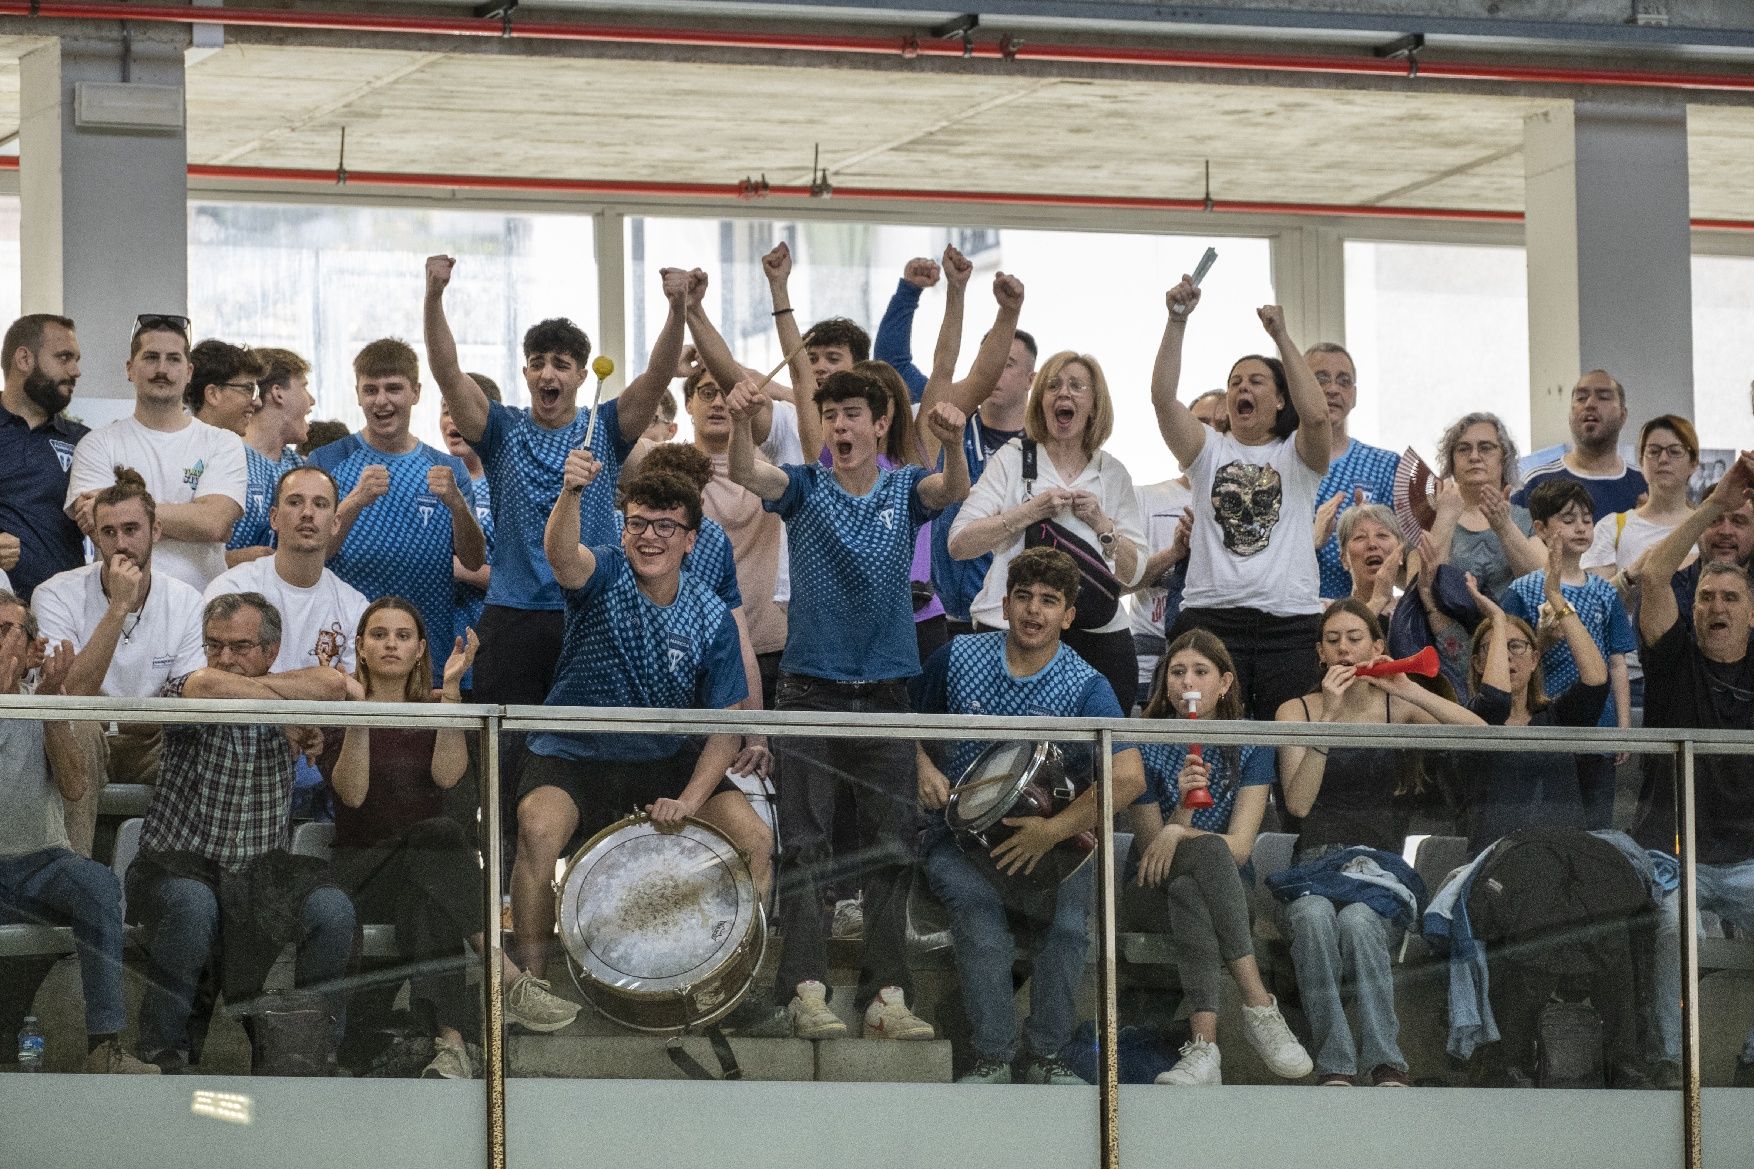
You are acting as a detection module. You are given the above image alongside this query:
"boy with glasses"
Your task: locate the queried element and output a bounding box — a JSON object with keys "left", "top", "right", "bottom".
{"left": 66, "top": 315, "right": 247, "bottom": 590}
{"left": 185, "top": 339, "right": 263, "bottom": 439}
{"left": 507, "top": 457, "right": 768, "bottom": 994}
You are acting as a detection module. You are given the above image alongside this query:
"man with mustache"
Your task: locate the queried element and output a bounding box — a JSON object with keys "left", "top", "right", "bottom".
{"left": 31, "top": 469, "right": 205, "bottom": 855}
{"left": 65, "top": 316, "right": 248, "bottom": 591}
{"left": 1513, "top": 369, "right": 1647, "bottom": 518}
{"left": 0, "top": 313, "right": 88, "bottom": 602}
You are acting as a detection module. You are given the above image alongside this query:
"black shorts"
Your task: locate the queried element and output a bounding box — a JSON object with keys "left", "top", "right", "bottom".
{"left": 517, "top": 750, "right": 739, "bottom": 848}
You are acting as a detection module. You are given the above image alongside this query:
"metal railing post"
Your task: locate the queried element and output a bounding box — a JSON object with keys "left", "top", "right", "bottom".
{"left": 1095, "top": 727, "right": 1118, "bottom": 1169}
{"left": 483, "top": 711, "right": 507, "bottom": 1169}
{"left": 1679, "top": 739, "right": 1702, "bottom": 1169}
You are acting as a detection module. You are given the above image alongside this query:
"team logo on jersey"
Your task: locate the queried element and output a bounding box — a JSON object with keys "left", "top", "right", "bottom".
{"left": 878, "top": 506, "right": 895, "bottom": 531}
{"left": 249, "top": 492, "right": 265, "bottom": 514}
{"left": 183, "top": 459, "right": 206, "bottom": 492}
{"left": 665, "top": 632, "right": 695, "bottom": 675}
{"left": 49, "top": 438, "right": 74, "bottom": 471}
{"left": 415, "top": 492, "right": 440, "bottom": 529}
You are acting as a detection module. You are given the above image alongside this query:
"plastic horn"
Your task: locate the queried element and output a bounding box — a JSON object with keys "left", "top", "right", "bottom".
{"left": 1182, "top": 690, "right": 1214, "bottom": 809}
{"left": 1353, "top": 645, "right": 1441, "bottom": 679}
{"left": 581, "top": 355, "right": 616, "bottom": 448}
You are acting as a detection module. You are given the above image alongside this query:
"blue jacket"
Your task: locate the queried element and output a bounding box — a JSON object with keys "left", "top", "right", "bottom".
{"left": 1267, "top": 846, "right": 1427, "bottom": 927}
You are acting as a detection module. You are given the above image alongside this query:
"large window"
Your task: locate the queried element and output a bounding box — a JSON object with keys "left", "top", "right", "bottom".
{"left": 189, "top": 202, "right": 597, "bottom": 447}
{"left": 1692, "top": 252, "right": 1754, "bottom": 452}
{"left": 629, "top": 215, "right": 1274, "bottom": 486}
{"left": 1344, "top": 239, "right": 1531, "bottom": 463}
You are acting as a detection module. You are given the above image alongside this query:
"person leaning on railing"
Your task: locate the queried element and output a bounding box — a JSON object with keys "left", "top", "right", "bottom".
{"left": 1633, "top": 450, "right": 1754, "bottom": 1087}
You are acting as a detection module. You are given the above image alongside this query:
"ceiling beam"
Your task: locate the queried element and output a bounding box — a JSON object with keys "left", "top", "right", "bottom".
{"left": 204, "top": 49, "right": 447, "bottom": 165}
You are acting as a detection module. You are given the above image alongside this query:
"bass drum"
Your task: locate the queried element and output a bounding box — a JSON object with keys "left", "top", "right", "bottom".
{"left": 556, "top": 812, "right": 766, "bottom": 1034}
{"left": 944, "top": 739, "right": 1094, "bottom": 908}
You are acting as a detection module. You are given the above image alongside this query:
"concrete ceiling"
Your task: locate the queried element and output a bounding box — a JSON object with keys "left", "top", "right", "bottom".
{"left": 0, "top": 34, "right": 1749, "bottom": 220}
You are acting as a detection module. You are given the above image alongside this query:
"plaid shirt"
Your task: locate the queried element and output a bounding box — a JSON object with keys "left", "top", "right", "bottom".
{"left": 141, "top": 674, "right": 295, "bottom": 869}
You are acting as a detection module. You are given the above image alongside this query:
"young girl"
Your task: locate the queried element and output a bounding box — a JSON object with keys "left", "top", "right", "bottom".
{"left": 331, "top": 598, "right": 578, "bottom": 1078}
{"left": 1274, "top": 599, "right": 1485, "bottom": 1086}
{"left": 1129, "top": 629, "right": 1313, "bottom": 1086}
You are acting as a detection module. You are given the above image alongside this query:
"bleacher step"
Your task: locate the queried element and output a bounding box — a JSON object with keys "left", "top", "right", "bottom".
{"left": 509, "top": 1034, "right": 814, "bottom": 1080}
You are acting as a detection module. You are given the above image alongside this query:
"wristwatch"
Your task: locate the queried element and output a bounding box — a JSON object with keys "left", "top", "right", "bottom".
{"left": 1098, "top": 527, "right": 1117, "bottom": 561}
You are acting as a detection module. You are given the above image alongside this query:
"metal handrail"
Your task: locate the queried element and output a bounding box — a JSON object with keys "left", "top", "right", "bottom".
{"left": 3, "top": 694, "right": 1733, "bottom": 1169}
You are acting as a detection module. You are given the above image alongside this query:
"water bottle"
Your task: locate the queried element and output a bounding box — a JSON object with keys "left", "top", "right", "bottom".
{"left": 16, "top": 1016, "right": 44, "bottom": 1071}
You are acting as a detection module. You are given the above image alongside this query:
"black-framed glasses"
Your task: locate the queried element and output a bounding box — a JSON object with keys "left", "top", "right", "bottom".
{"left": 133, "top": 314, "right": 191, "bottom": 340}
{"left": 202, "top": 637, "right": 265, "bottom": 656}
{"left": 217, "top": 381, "right": 259, "bottom": 398}
{"left": 623, "top": 516, "right": 692, "bottom": 539}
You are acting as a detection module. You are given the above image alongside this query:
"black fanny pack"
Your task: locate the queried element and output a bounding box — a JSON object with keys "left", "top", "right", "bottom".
{"left": 1020, "top": 440, "right": 1121, "bottom": 630}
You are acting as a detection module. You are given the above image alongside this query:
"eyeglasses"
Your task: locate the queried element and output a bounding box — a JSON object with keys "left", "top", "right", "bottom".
{"left": 1643, "top": 444, "right": 1690, "bottom": 463}
{"left": 217, "top": 381, "right": 258, "bottom": 397}
{"left": 1047, "top": 378, "right": 1093, "bottom": 395}
{"left": 1453, "top": 441, "right": 1501, "bottom": 458}
{"left": 132, "top": 314, "right": 191, "bottom": 340}
{"left": 1313, "top": 372, "right": 1355, "bottom": 390}
{"left": 623, "top": 516, "right": 692, "bottom": 539}
{"left": 203, "top": 638, "right": 265, "bottom": 656}
{"left": 692, "top": 384, "right": 728, "bottom": 403}
{"left": 1506, "top": 638, "right": 1535, "bottom": 658}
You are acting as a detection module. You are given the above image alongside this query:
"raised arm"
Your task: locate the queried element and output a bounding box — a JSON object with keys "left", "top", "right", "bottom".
{"left": 916, "top": 403, "right": 971, "bottom": 511}
{"left": 873, "top": 257, "right": 940, "bottom": 399}
{"left": 615, "top": 267, "right": 692, "bottom": 444}
{"left": 764, "top": 243, "right": 821, "bottom": 464}
{"left": 915, "top": 247, "right": 969, "bottom": 466}
{"left": 1641, "top": 454, "right": 1753, "bottom": 644}
{"left": 543, "top": 450, "right": 602, "bottom": 591}
{"left": 1467, "top": 573, "right": 1513, "bottom": 696}
{"left": 424, "top": 255, "right": 490, "bottom": 444}
{"left": 726, "top": 381, "right": 789, "bottom": 503}
{"left": 1257, "top": 305, "right": 1331, "bottom": 475}
{"left": 1151, "top": 276, "right": 1208, "bottom": 470}
{"left": 432, "top": 630, "right": 476, "bottom": 789}
{"left": 921, "top": 268, "right": 1025, "bottom": 467}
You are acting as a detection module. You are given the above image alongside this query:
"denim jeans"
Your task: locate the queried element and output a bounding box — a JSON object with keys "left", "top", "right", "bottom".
{"left": 0, "top": 849, "right": 126, "bottom": 1036}
{"left": 772, "top": 674, "right": 919, "bottom": 1010}
{"left": 924, "top": 835, "right": 1092, "bottom": 1063}
{"left": 1653, "top": 858, "right": 1754, "bottom": 1065}
{"left": 1282, "top": 894, "right": 1406, "bottom": 1077}
{"left": 137, "top": 877, "right": 356, "bottom": 1056}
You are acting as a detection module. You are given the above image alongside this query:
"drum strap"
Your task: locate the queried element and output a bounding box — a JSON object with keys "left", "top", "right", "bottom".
{"left": 665, "top": 1026, "right": 743, "bottom": 1081}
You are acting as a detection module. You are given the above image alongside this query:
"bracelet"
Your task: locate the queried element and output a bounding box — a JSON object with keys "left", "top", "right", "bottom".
{"left": 1550, "top": 604, "right": 1577, "bottom": 622}
{"left": 772, "top": 307, "right": 794, "bottom": 317}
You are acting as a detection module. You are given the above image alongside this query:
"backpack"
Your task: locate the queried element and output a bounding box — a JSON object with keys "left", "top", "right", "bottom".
{"left": 1019, "top": 440, "right": 1121, "bottom": 630}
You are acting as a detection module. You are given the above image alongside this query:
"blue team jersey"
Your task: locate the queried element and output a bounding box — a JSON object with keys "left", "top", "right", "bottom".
{"left": 930, "top": 416, "right": 1023, "bottom": 623}
{"left": 528, "top": 545, "right": 747, "bottom": 763}
{"left": 228, "top": 444, "right": 306, "bottom": 551}
{"left": 1500, "top": 571, "right": 1637, "bottom": 726}
{"left": 911, "top": 632, "right": 1126, "bottom": 780}
{"left": 615, "top": 511, "right": 741, "bottom": 609}
{"left": 309, "top": 434, "right": 476, "bottom": 685}
{"left": 1511, "top": 462, "right": 1648, "bottom": 518}
{"left": 474, "top": 398, "right": 631, "bottom": 612}
{"left": 1135, "top": 740, "right": 1275, "bottom": 835}
{"left": 1315, "top": 438, "right": 1402, "bottom": 599}
{"left": 768, "top": 462, "right": 936, "bottom": 682}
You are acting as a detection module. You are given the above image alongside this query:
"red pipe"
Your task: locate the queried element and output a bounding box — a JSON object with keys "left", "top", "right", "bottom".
{"left": 2, "top": 155, "right": 1747, "bottom": 229}
{"left": 5, "top": 0, "right": 1754, "bottom": 94}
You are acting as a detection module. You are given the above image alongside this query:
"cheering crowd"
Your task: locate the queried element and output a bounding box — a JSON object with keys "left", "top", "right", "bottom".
{"left": 0, "top": 238, "right": 1750, "bottom": 1090}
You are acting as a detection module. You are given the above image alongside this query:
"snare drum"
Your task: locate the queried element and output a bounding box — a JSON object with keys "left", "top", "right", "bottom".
{"left": 944, "top": 740, "right": 1094, "bottom": 900}
{"left": 555, "top": 812, "right": 766, "bottom": 1034}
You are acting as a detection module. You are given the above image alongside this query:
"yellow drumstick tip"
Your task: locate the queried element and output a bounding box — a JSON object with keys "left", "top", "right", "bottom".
{"left": 592, "top": 356, "right": 615, "bottom": 379}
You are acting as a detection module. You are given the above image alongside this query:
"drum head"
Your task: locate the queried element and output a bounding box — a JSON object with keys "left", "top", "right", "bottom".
{"left": 947, "top": 740, "right": 1048, "bottom": 833}
{"left": 557, "top": 818, "right": 759, "bottom": 999}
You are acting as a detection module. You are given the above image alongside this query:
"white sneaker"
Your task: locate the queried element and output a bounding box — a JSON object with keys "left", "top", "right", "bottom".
{"left": 787, "top": 980, "right": 848, "bottom": 1039}
{"left": 505, "top": 972, "right": 581, "bottom": 1033}
{"left": 862, "top": 986, "right": 935, "bottom": 1040}
{"left": 831, "top": 897, "right": 864, "bottom": 940}
{"left": 1241, "top": 995, "right": 1314, "bottom": 1080}
{"left": 1155, "top": 1038, "right": 1222, "bottom": 1085}
{"left": 421, "top": 1036, "right": 472, "bottom": 1080}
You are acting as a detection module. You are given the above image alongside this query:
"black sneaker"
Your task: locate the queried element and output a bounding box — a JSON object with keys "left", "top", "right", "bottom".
{"left": 1020, "top": 1054, "right": 1086, "bottom": 1085}
{"left": 956, "top": 1057, "right": 1013, "bottom": 1084}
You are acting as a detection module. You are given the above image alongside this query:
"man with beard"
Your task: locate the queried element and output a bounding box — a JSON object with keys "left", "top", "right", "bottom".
{"left": 0, "top": 314, "right": 88, "bottom": 602}
{"left": 1513, "top": 369, "right": 1647, "bottom": 517}
{"left": 66, "top": 316, "right": 247, "bottom": 591}
{"left": 203, "top": 466, "right": 368, "bottom": 676}
{"left": 32, "top": 470, "right": 205, "bottom": 855}
{"left": 227, "top": 347, "right": 315, "bottom": 567}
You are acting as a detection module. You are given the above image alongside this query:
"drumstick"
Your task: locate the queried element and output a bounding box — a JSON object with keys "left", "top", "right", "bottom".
{"left": 753, "top": 338, "right": 810, "bottom": 396}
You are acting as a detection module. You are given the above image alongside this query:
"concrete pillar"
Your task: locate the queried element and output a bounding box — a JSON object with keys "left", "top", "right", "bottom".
{"left": 1270, "top": 225, "right": 1346, "bottom": 350}
{"left": 19, "top": 31, "right": 188, "bottom": 425}
{"left": 1523, "top": 100, "right": 1693, "bottom": 449}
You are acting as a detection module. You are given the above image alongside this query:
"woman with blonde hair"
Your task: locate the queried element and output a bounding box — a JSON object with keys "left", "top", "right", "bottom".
{"left": 948, "top": 349, "right": 1147, "bottom": 705}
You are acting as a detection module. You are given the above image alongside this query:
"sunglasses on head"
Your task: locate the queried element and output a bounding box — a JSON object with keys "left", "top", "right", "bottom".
{"left": 132, "top": 314, "right": 191, "bottom": 340}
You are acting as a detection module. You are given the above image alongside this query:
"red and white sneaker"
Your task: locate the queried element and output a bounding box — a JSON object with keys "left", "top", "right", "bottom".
{"left": 862, "top": 986, "right": 934, "bottom": 1040}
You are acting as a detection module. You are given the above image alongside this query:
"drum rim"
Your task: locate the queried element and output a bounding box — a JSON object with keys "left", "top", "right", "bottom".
{"left": 555, "top": 812, "right": 761, "bottom": 1001}
{"left": 944, "top": 740, "right": 1060, "bottom": 834}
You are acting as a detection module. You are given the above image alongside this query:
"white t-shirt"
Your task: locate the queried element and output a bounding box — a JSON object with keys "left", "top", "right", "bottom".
{"left": 1128, "top": 478, "right": 1193, "bottom": 642}
{"left": 202, "top": 556, "right": 369, "bottom": 674}
{"left": 950, "top": 439, "right": 1146, "bottom": 633}
{"left": 32, "top": 563, "right": 205, "bottom": 696}
{"left": 66, "top": 415, "right": 248, "bottom": 591}
{"left": 762, "top": 401, "right": 805, "bottom": 606}
{"left": 1582, "top": 508, "right": 1695, "bottom": 574}
{"left": 1183, "top": 428, "right": 1323, "bottom": 617}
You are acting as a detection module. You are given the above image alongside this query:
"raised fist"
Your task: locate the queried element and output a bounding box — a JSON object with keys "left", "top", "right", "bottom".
{"left": 924, "top": 402, "right": 966, "bottom": 444}
{"left": 351, "top": 464, "right": 390, "bottom": 508}
{"left": 659, "top": 267, "right": 691, "bottom": 307}
{"left": 686, "top": 267, "right": 709, "bottom": 309}
{"left": 903, "top": 258, "right": 941, "bottom": 289}
{"left": 1166, "top": 276, "right": 1200, "bottom": 319}
{"left": 942, "top": 245, "right": 973, "bottom": 290}
{"left": 1256, "top": 304, "right": 1287, "bottom": 336}
{"left": 994, "top": 272, "right": 1025, "bottom": 311}
{"left": 426, "top": 464, "right": 460, "bottom": 504}
{"left": 425, "top": 254, "right": 455, "bottom": 295}
{"left": 762, "top": 241, "right": 792, "bottom": 284}
{"left": 725, "top": 379, "right": 767, "bottom": 421}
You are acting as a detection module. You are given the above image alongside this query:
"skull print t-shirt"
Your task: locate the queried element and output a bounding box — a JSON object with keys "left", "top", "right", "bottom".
{"left": 1183, "top": 428, "right": 1322, "bottom": 617}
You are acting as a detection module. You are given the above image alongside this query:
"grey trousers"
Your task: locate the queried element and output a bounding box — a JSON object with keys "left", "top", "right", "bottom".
{"left": 1163, "top": 832, "right": 1256, "bottom": 1016}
